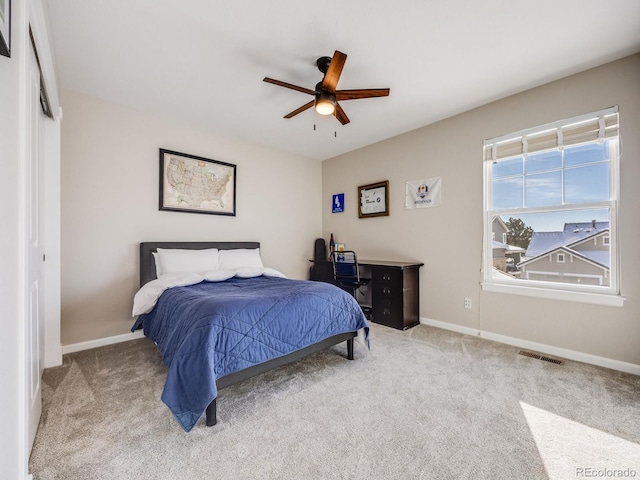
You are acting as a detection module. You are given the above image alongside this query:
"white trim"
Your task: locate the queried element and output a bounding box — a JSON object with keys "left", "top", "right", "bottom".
{"left": 62, "top": 330, "right": 145, "bottom": 355}
{"left": 420, "top": 317, "right": 640, "bottom": 376}
{"left": 525, "top": 270, "right": 604, "bottom": 285}
{"left": 481, "top": 281, "right": 624, "bottom": 307}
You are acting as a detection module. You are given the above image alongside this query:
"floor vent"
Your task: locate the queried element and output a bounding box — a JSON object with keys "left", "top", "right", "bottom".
{"left": 518, "top": 350, "right": 564, "bottom": 365}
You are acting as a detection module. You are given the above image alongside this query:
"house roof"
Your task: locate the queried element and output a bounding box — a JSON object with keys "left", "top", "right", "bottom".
{"left": 492, "top": 240, "right": 508, "bottom": 250}
{"left": 521, "top": 228, "right": 610, "bottom": 269}
{"left": 563, "top": 221, "right": 610, "bottom": 234}
{"left": 526, "top": 224, "right": 609, "bottom": 258}
{"left": 505, "top": 244, "right": 526, "bottom": 254}
{"left": 492, "top": 267, "right": 518, "bottom": 280}
{"left": 43, "top": 1, "right": 640, "bottom": 161}
{"left": 578, "top": 250, "right": 610, "bottom": 268}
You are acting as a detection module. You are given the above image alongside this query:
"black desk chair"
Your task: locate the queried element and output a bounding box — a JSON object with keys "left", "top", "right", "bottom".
{"left": 331, "top": 250, "right": 371, "bottom": 303}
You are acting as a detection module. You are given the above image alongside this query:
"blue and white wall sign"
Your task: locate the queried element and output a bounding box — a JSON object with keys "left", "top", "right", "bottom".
{"left": 332, "top": 193, "right": 345, "bottom": 213}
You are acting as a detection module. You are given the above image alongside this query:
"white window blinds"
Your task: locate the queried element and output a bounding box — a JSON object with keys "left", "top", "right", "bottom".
{"left": 483, "top": 106, "right": 619, "bottom": 162}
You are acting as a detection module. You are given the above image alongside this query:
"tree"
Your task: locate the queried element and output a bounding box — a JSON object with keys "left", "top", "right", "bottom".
{"left": 505, "top": 217, "right": 533, "bottom": 250}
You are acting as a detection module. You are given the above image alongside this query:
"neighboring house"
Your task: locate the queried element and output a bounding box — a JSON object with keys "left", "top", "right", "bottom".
{"left": 492, "top": 217, "right": 510, "bottom": 271}
{"left": 492, "top": 217, "right": 526, "bottom": 273}
{"left": 518, "top": 221, "right": 610, "bottom": 286}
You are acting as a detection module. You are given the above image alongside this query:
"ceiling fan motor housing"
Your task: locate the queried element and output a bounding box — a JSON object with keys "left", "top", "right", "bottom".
{"left": 316, "top": 56, "right": 333, "bottom": 74}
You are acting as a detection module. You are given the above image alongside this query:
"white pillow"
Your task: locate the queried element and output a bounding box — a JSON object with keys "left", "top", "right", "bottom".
{"left": 152, "top": 252, "right": 163, "bottom": 276}
{"left": 234, "top": 267, "right": 264, "bottom": 278}
{"left": 218, "top": 248, "right": 264, "bottom": 270}
{"left": 156, "top": 248, "right": 219, "bottom": 275}
{"left": 203, "top": 269, "right": 236, "bottom": 282}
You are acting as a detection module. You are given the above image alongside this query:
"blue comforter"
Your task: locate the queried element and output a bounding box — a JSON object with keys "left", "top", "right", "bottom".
{"left": 132, "top": 276, "right": 369, "bottom": 431}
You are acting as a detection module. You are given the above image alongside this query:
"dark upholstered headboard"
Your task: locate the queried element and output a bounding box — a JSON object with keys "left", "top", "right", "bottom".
{"left": 139, "top": 241, "right": 260, "bottom": 287}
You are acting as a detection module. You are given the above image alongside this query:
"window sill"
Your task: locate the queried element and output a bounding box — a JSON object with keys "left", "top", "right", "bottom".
{"left": 481, "top": 282, "right": 625, "bottom": 307}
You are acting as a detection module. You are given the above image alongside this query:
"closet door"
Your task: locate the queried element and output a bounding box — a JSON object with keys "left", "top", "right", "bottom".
{"left": 26, "top": 39, "right": 45, "bottom": 455}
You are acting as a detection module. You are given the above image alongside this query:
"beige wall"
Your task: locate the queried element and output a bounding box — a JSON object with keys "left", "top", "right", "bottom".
{"left": 322, "top": 54, "right": 640, "bottom": 366}
{"left": 61, "top": 90, "right": 322, "bottom": 345}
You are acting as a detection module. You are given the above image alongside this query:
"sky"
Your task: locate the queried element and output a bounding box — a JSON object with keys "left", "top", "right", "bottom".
{"left": 492, "top": 143, "right": 611, "bottom": 232}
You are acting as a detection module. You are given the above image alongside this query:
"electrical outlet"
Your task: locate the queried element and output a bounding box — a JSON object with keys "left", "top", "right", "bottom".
{"left": 464, "top": 297, "right": 472, "bottom": 309}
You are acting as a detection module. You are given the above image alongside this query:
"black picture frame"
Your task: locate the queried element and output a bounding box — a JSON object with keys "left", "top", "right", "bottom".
{"left": 159, "top": 149, "right": 236, "bottom": 216}
{"left": 0, "top": 0, "right": 11, "bottom": 58}
{"left": 358, "top": 180, "right": 389, "bottom": 218}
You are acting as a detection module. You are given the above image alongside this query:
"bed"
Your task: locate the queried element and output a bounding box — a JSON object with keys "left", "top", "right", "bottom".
{"left": 131, "top": 241, "right": 369, "bottom": 431}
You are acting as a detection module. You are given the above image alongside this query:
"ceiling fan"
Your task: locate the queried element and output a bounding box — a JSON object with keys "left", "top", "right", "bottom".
{"left": 263, "top": 50, "right": 390, "bottom": 125}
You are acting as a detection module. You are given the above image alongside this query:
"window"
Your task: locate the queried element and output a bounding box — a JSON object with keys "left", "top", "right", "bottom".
{"left": 482, "top": 106, "right": 622, "bottom": 306}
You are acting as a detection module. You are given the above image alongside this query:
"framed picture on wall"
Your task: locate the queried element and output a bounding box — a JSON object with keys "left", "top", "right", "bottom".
{"left": 159, "top": 149, "right": 236, "bottom": 216}
{"left": 0, "top": 0, "right": 11, "bottom": 58}
{"left": 358, "top": 180, "right": 389, "bottom": 218}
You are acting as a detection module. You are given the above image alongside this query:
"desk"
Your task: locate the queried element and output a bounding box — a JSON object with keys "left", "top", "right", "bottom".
{"left": 309, "top": 259, "right": 423, "bottom": 330}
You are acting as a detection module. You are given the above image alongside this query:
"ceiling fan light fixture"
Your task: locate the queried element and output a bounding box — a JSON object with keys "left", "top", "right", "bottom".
{"left": 315, "top": 92, "right": 336, "bottom": 115}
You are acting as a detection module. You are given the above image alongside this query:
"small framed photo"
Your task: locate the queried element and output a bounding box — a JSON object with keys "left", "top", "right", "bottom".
{"left": 358, "top": 180, "right": 389, "bottom": 218}
{"left": 0, "top": 0, "right": 11, "bottom": 58}
{"left": 159, "top": 149, "right": 236, "bottom": 216}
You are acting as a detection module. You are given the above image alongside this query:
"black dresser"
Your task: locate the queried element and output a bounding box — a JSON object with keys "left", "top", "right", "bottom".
{"left": 359, "top": 260, "right": 423, "bottom": 330}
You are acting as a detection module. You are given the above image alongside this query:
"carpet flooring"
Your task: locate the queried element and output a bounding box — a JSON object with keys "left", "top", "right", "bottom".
{"left": 29, "top": 323, "right": 640, "bottom": 480}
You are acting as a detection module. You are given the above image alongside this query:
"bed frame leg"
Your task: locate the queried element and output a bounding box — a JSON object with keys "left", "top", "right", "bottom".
{"left": 206, "top": 398, "right": 217, "bottom": 426}
{"left": 347, "top": 338, "right": 354, "bottom": 360}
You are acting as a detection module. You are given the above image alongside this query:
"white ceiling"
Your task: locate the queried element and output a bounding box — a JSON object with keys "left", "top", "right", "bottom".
{"left": 44, "top": 0, "right": 640, "bottom": 161}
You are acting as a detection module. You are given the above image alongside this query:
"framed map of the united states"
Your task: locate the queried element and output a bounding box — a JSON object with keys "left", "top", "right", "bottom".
{"left": 159, "top": 149, "right": 236, "bottom": 216}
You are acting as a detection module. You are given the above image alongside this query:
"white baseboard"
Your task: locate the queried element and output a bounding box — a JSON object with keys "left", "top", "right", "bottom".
{"left": 420, "top": 317, "right": 640, "bottom": 376}
{"left": 62, "top": 330, "right": 145, "bottom": 355}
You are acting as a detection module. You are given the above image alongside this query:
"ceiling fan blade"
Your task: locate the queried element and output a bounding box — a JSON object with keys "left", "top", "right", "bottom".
{"left": 336, "top": 88, "right": 390, "bottom": 101}
{"left": 334, "top": 103, "right": 350, "bottom": 125}
{"left": 284, "top": 100, "right": 315, "bottom": 119}
{"left": 263, "top": 77, "right": 315, "bottom": 96}
{"left": 322, "top": 50, "right": 347, "bottom": 93}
